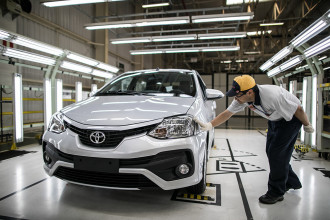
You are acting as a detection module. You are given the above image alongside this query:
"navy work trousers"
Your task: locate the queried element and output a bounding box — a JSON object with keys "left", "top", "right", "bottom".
{"left": 266, "top": 116, "right": 302, "bottom": 197}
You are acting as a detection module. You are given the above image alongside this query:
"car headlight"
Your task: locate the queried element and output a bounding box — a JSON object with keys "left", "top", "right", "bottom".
{"left": 48, "top": 112, "right": 66, "bottom": 134}
{"left": 148, "top": 115, "right": 195, "bottom": 139}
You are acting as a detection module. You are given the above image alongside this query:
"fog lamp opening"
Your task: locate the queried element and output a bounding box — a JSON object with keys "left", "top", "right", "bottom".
{"left": 175, "top": 163, "right": 191, "bottom": 177}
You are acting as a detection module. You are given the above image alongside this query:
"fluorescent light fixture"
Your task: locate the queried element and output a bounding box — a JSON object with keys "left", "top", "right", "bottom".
{"left": 192, "top": 12, "right": 254, "bottom": 23}
{"left": 324, "top": 66, "right": 330, "bottom": 71}
{"left": 61, "top": 61, "right": 92, "bottom": 74}
{"left": 260, "top": 46, "right": 293, "bottom": 71}
{"left": 66, "top": 52, "right": 118, "bottom": 73}
{"left": 260, "top": 22, "right": 284, "bottom": 26}
{"left": 152, "top": 34, "right": 197, "bottom": 42}
{"left": 201, "top": 46, "right": 240, "bottom": 52}
{"left": 130, "top": 46, "right": 240, "bottom": 55}
{"left": 290, "top": 10, "right": 330, "bottom": 47}
{"left": 296, "top": 64, "right": 308, "bottom": 70}
{"left": 224, "top": 67, "right": 236, "bottom": 70}
{"left": 131, "top": 50, "right": 163, "bottom": 55}
{"left": 0, "top": 28, "right": 64, "bottom": 56}
{"left": 247, "top": 30, "right": 272, "bottom": 36}
{"left": 0, "top": 29, "right": 10, "bottom": 39}
{"left": 56, "top": 79, "right": 63, "bottom": 111}
{"left": 271, "top": 46, "right": 293, "bottom": 63}
{"left": 67, "top": 53, "right": 99, "bottom": 66}
{"left": 226, "top": 0, "right": 271, "bottom": 5}
{"left": 198, "top": 32, "right": 246, "bottom": 40}
{"left": 311, "top": 74, "right": 317, "bottom": 146}
{"left": 75, "top": 82, "right": 82, "bottom": 102}
{"left": 42, "top": 0, "right": 121, "bottom": 7}
{"left": 267, "top": 66, "right": 281, "bottom": 77}
{"left": 111, "top": 37, "right": 151, "bottom": 44}
{"left": 279, "top": 55, "right": 303, "bottom": 72}
{"left": 85, "top": 16, "right": 190, "bottom": 30}
{"left": 44, "top": 78, "right": 52, "bottom": 130}
{"left": 91, "top": 84, "right": 97, "bottom": 93}
{"left": 260, "top": 60, "right": 273, "bottom": 71}
{"left": 244, "top": 51, "right": 261, "bottom": 55}
{"left": 13, "top": 73, "right": 23, "bottom": 143}
{"left": 300, "top": 77, "right": 307, "bottom": 143}
{"left": 166, "top": 49, "right": 199, "bottom": 53}
{"left": 142, "top": 2, "right": 170, "bottom": 8}
{"left": 91, "top": 69, "right": 114, "bottom": 79}
{"left": 303, "top": 35, "right": 330, "bottom": 59}
{"left": 319, "top": 56, "right": 327, "bottom": 60}
{"left": 96, "top": 63, "right": 119, "bottom": 73}
{"left": 1, "top": 46, "right": 56, "bottom": 66}
{"left": 221, "top": 60, "right": 232, "bottom": 63}
{"left": 236, "top": 60, "right": 248, "bottom": 63}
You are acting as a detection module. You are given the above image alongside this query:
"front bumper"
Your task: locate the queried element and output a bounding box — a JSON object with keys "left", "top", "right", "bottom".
{"left": 42, "top": 125, "right": 206, "bottom": 190}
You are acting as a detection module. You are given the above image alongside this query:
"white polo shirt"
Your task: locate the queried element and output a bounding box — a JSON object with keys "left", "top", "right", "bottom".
{"left": 227, "top": 85, "right": 301, "bottom": 121}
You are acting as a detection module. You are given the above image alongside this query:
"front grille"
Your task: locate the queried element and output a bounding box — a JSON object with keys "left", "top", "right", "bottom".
{"left": 64, "top": 121, "right": 157, "bottom": 148}
{"left": 54, "top": 167, "right": 157, "bottom": 188}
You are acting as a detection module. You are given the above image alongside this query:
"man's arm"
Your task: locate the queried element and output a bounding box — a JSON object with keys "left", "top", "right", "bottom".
{"left": 194, "top": 110, "right": 234, "bottom": 131}
{"left": 294, "top": 105, "right": 314, "bottom": 133}
{"left": 294, "top": 105, "right": 309, "bottom": 126}
{"left": 211, "top": 109, "right": 234, "bottom": 127}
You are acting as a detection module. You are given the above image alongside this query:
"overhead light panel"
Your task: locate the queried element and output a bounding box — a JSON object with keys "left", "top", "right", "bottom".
{"left": 290, "top": 10, "right": 330, "bottom": 47}
{"left": 66, "top": 52, "right": 119, "bottom": 73}
{"left": 247, "top": 30, "right": 272, "bottom": 36}
{"left": 67, "top": 53, "right": 99, "bottom": 66}
{"left": 13, "top": 73, "right": 23, "bottom": 143}
{"left": 226, "top": 0, "right": 272, "bottom": 5}
{"left": 42, "top": 0, "right": 121, "bottom": 7}
{"left": 198, "top": 32, "right": 246, "bottom": 40}
{"left": 0, "top": 46, "right": 56, "bottom": 66}
{"left": 85, "top": 16, "right": 190, "bottom": 30}
{"left": 130, "top": 46, "right": 240, "bottom": 55}
{"left": 152, "top": 34, "right": 197, "bottom": 42}
{"left": 303, "top": 35, "right": 330, "bottom": 59}
{"left": 244, "top": 51, "right": 261, "bottom": 55}
{"left": 259, "top": 46, "right": 293, "bottom": 71}
{"left": 111, "top": 37, "right": 151, "bottom": 44}
{"left": 260, "top": 22, "right": 284, "bottom": 26}
{"left": 279, "top": 55, "right": 303, "bottom": 72}
{"left": 61, "top": 61, "right": 93, "bottom": 74}
{"left": 142, "top": 2, "right": 170, "bottom": 8}
{"left": 192, "top": 12, "right": 254, "bottom": 23}
{"left": 0, "top": 28, "right": 64, "bottom": 56}
{"left": 91, "top": 70, "right": 114, "bottom": 79}
{"left": 267, "top": 66, "right": 281, "bottom": 77}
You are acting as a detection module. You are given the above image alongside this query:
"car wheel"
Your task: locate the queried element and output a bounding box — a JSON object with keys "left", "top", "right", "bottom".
{"left": 187, "top": 148, "right": 207, "bottom": 195}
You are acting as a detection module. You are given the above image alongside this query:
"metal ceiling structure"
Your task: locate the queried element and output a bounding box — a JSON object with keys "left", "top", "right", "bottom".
{"left": 88, "top": 0, "right": 328, "bottom": 74}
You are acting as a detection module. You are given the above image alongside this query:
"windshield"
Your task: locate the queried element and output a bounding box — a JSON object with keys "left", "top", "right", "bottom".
{"left": 96, "top": 71, "right": 196, "bottom": 97}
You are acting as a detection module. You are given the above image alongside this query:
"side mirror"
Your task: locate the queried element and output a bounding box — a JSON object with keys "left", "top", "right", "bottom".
{"left": 206, "top": 89, "right": 224, "bottom": 100}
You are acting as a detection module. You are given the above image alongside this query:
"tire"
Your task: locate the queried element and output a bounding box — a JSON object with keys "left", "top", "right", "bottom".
{"left": 187, "top": 149, "right": 207, "bottom": 195}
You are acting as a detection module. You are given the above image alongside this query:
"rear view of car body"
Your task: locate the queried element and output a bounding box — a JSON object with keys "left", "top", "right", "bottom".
{"left": 42, "top": 69, "right": 222, "bottom": 193}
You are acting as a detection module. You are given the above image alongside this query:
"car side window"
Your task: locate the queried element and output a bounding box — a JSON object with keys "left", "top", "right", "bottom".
{"left": 197, "top": 75, "right": 207, "bottom": 100}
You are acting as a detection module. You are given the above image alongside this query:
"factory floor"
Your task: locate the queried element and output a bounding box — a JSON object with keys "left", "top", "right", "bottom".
{"left": 0, "top": 129, "right": 329, "bottom": 220}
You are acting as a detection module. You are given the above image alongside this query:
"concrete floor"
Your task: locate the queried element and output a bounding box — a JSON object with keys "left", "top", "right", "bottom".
{"left": 0, "top": 129, "right": 329, "bottom": 220}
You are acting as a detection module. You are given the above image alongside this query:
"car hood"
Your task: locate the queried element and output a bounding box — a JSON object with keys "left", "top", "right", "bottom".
{"left": 61, "top": 95, "right": 195, "bottom": 126}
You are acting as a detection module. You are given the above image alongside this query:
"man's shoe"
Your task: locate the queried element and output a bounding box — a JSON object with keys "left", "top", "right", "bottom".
{"left": 259, "top": 194, "right": 284, "bottom": 204}
{"left": 285, "top": 185, "right": 302, "bottom": 192}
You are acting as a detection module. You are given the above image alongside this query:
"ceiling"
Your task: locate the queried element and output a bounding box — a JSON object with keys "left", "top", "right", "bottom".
{"left": 96, "top": 0, "right": 327, "bottom": 74}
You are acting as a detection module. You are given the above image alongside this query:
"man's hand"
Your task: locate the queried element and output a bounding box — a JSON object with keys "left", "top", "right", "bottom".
{"left": 303, "top": 123, "right": 314, "bottom": 133}
{"left": 193, "top": 117, "right": 213, "bottom": 131}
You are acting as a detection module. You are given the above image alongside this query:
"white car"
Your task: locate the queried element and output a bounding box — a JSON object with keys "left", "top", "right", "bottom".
{"left": 43, "top": 69, "right": 223, "bottom": 194}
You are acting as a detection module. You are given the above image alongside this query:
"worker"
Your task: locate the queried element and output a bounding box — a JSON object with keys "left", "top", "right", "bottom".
{"left": 194, "top": 75, "right": 314, "bottom": 204}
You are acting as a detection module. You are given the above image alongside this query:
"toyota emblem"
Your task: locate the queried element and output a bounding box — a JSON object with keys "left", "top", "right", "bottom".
{"left": 90, "top": 131, "right": 106, "bottom": 144}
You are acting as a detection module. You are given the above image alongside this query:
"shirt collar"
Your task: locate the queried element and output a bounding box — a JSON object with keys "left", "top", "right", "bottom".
{"left": 248, "top": 85, "right": 260, "bottom": 106}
